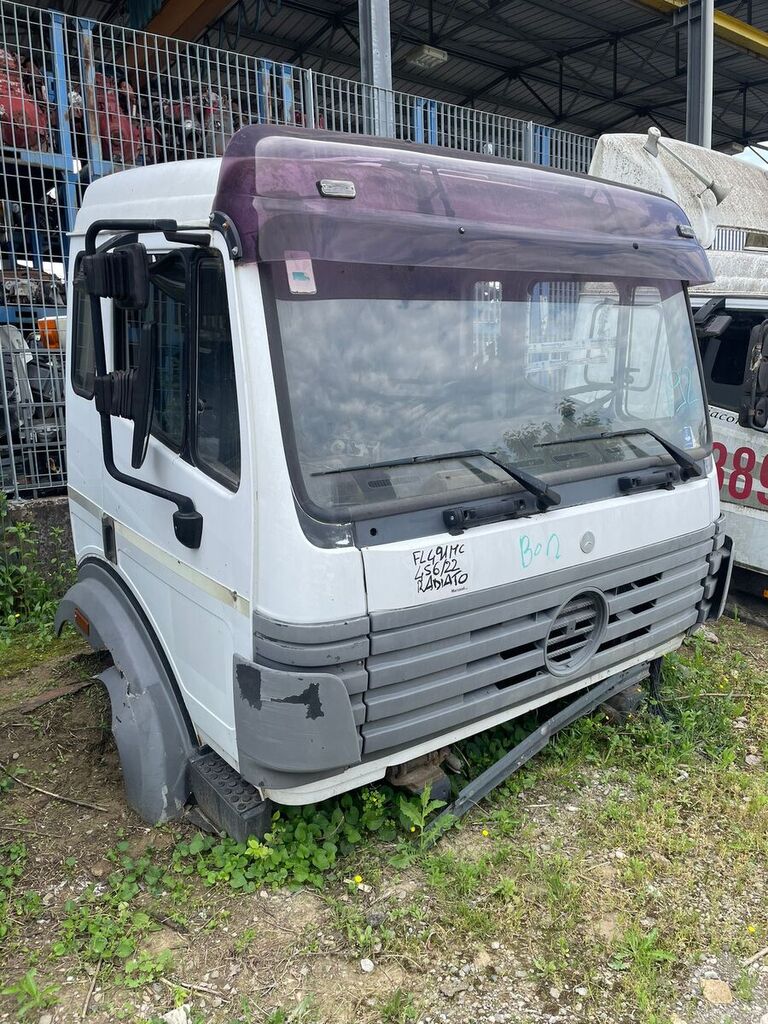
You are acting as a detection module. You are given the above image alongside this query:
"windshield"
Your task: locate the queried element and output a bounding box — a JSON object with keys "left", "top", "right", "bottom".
{"left": 266, "top": 262, "right": 708, "bottom": 517}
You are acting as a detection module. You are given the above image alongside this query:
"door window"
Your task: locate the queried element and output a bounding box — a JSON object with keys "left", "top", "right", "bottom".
{"left": 194, "top": 257, "right": 241, "bottom": 488}
{"left": 115, "top": 248, "right": 241, "bottom": 485}
{"left": 117, "top": 251, "right": 187, "bottom": 451}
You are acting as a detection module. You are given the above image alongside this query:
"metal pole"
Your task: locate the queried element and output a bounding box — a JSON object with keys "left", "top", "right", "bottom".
{"left": 358, "top": 0, "right": 394, "bottom": 137}
{"left": 685, "top": 0, "right": 714, "bottom": 148}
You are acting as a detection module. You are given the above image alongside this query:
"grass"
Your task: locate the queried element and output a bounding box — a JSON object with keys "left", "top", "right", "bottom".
{"left": 1, "top": 617, "right": 767, "bottom": 1023}
{"left": 0, "top": 626, "right": 86, "bottom": 682}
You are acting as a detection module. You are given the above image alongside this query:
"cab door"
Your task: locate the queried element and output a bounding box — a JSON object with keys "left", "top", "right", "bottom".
{"left": 698, "top": 301, "right": 768, "bottom": 575}
{"left": 101, "top": 240, "right": 252, "bottom": 765}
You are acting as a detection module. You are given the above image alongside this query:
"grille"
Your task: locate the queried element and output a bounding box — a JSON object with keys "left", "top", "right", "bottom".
{"left": 361, "top": 525, "right": 716, "bottom": 756}
{"left": 545, "top": 592, "right": 607, "bottom": 674}
{"left": 252, "top": 523, "right": 721, "bottom": 769}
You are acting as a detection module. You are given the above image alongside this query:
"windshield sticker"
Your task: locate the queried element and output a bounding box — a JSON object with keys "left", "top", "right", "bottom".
{"left": 412, "top": 543, "right": 470, "bottom": 596}
{"left": 285, "top": 251, "right": 317, "bottom": 295}
{"left": 681, "top": 425, "right": 696, "bottom": 450}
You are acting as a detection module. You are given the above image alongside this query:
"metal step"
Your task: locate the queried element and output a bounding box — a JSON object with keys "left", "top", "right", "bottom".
{"left": 188, "top": 749, "right": 272, "bottom": 844}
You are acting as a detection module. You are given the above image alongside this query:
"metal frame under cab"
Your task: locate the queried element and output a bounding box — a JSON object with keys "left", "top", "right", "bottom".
{"left": 0, "top": 0, "right": 596, "bottom": 499}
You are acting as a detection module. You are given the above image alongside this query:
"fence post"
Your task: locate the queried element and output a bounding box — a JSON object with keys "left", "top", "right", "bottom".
{"left": 50, "top": 15, "right": 79, "bottom": 252}
{"left": 522, "top": 120, "right": 534, "bottom": 164}
{"left": 303, "top": 68, "right": 316, "bottom": 129}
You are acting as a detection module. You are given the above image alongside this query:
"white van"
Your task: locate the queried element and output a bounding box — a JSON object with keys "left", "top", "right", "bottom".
{"left": 591, "top": 131, "right": 768, "bottom": 595}
{"left": 55, "top": 127, "right": 730, "bottom": 835}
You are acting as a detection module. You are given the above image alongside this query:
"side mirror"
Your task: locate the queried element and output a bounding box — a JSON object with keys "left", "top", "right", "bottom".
{"left": 82, "top": 243, "right": 149, "bottom": 309}
{"left": 697, "top": 313, "right": 732, "bottom": 340}
{"left": 94, "top": 322, "right": 156, "bottom": 469}
{"left": 740, "top": 320, "right": 768, "bottom": 429}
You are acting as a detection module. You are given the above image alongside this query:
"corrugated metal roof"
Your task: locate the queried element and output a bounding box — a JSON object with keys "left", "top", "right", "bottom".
{"left": 64, "top": 0, "right": 768, "bottom": 147}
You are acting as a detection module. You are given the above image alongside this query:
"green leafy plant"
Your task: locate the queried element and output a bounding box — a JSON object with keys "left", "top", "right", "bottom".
{"left": 0, "top": 840, "right": 27, "bottom": 939}
{"left": 53, "top": 896, "right": 153, "bottom": 962}
{"left": 0, "top": 969, "right": 58, "bottom": 1020}
{"left": 377, "top": 988, "right": 419, "bottom": 1023}
{"left": 609, "top": 927, "right": 674, "bottom": 974}
{"left": 399, "top": 784, "right": 447, "bottom": 847}
{"left": 122, "top": 949, "right": 174, "bottom": 989}
{"left": 0, "top": 493, "right": 75, "bottom": 636}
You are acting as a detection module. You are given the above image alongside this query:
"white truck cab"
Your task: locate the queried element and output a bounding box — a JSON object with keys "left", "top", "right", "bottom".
{"left": 56, "top": 127, "right": 731, "bottom": 834}
{"left": 590, "top": 131, "right": 768, "bottom": 596}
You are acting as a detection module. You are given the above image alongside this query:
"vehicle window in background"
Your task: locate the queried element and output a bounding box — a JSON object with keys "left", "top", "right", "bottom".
{"left": 270, "top": 263, "right": 707, "bottom": 514}
{"left": 703, "top": 309, "right": 765, "bottom": 413}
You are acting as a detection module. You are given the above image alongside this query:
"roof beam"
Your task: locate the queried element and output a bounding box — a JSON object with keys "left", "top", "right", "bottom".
{"left": 145, "top": 0, "right": 237, "bottom": 40}
{"left": 632, "top": 0, "right": 768, "bottom": 59}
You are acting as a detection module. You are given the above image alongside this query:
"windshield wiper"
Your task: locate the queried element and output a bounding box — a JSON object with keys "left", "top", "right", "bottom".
{"left": 313, "top": 448, "right": 561, "bottom": 510}
{"left": 536, "top": 428, "right": 703, "bottom": 480}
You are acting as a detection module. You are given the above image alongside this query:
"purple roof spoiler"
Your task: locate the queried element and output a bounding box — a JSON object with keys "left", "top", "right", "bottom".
{"left": 213, "top": 126, "right": 713, "bottom": 283}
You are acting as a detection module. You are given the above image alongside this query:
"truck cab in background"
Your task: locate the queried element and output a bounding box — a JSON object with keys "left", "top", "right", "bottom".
{"left": 56, "top": 127, "right": 730, "bottom": 836}
{"left": 590, "top": 131, "right": 768, "bottom": 596}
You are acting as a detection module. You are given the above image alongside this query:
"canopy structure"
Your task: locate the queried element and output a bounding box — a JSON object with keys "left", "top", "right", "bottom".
{"left": 77, "top": 0, "right": 768, "bottom": 150}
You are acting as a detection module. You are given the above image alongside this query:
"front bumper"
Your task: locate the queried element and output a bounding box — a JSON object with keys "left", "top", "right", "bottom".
{"left": 235, "top": 519, "right": 731, "bottom": 796}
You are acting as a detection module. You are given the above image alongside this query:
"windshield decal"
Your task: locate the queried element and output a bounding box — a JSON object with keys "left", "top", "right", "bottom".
{"left": 285, "top": 251, "right": 317, "bottom": 295}
{"left": 412, "top": 543, "right": 470, "bottom": 596}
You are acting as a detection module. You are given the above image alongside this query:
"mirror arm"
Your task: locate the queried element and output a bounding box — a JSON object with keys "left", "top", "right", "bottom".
{"left": 86, "top": 240, "right": 203, "bottom": 550}
{"left": 85, "top": 218, "right": 178, "bottom": 256}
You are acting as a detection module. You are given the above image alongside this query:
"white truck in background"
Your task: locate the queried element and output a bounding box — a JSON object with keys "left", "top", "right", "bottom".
{"left": 54, "top": 126, "right": 731, "bottom": 838}
{"left": 591, "top": 130, "right": 768, "bottom": 597}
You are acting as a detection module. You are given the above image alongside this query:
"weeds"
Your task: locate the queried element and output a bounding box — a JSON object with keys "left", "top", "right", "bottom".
{"left": 0, "top": 492, "right": 74, "bottom": 639}
{"left": 0, "top": 969, "right": 58, "bottom": 1020}
{"left": 0, "top": 840, "right": 27, "bottom": 940}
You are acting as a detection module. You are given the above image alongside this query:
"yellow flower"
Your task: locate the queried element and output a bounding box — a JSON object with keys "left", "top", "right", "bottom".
{"left": 482, "top": 829, "right": 490, "bottom": 837}
{"left": 353, "top": 874, "right": 363, "bottom": 884}
{"left": 410, "top": 826, "right": 416, "bottom": 833}
{"left": 748, "top": 924, "right": 757, "bottom": 934}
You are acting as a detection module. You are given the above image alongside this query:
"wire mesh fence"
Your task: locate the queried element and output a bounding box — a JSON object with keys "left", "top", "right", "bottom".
{"left": 0, "top": 0, "right": 597, "bottom": 498}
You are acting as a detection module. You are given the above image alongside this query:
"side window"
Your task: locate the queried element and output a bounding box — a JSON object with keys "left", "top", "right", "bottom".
{"left": 705, "top": 311, "right": 764, "bottom": 412}
{"left": 194, "top": 256, "right": 240, "bottom": 487}
{"left": 71, "top": 260, "right": 95, "bottom": 398}
{"left": 118, "top": 251, "right": 187, "bottom": 450}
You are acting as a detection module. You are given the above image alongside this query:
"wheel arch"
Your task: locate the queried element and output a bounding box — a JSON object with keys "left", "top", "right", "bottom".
{"left": 55, "top": 557, "right": 197, "bottom": 823}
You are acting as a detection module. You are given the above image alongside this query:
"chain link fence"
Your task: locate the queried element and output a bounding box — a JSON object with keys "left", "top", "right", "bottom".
{"left": 0, "top": 0, "right": 596, "bottom": 498}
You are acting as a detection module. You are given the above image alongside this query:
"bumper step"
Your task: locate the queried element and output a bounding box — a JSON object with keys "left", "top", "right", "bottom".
{"left": 188, "top": 750, "right": 272, "bottom": 843}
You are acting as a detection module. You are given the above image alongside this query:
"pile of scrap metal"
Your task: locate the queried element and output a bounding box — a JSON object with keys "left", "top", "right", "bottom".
{"left": 0, "top": 48, "right": 51, "bottom": 151}
{"left": 0, "top": 318, "right": 65, "bottom": 490}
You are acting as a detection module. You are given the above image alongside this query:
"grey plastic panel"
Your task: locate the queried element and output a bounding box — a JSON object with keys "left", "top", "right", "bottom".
{"left": 55, "top": 560, "right": 195, "bottom": 823}
{"left": 253, "top": 610, "right": 369, "bottom": 644}
{"left": 254, "top": 632, "right": 369, "bottom": 667}
{"left": 234, "top": 657, "right": 362, "bottom": 780}
{"left": 362, "top": 608, "right": 696, "bottom": 754}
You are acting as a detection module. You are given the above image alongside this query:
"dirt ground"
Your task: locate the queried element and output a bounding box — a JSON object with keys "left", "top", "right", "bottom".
{"left": 1, "top": 620, "right": 767, "bottom": 1024}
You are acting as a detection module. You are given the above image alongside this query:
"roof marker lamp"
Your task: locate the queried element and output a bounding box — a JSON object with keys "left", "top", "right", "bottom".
{"left": 644, "top": 126, "right": 731, "bottom": 206}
